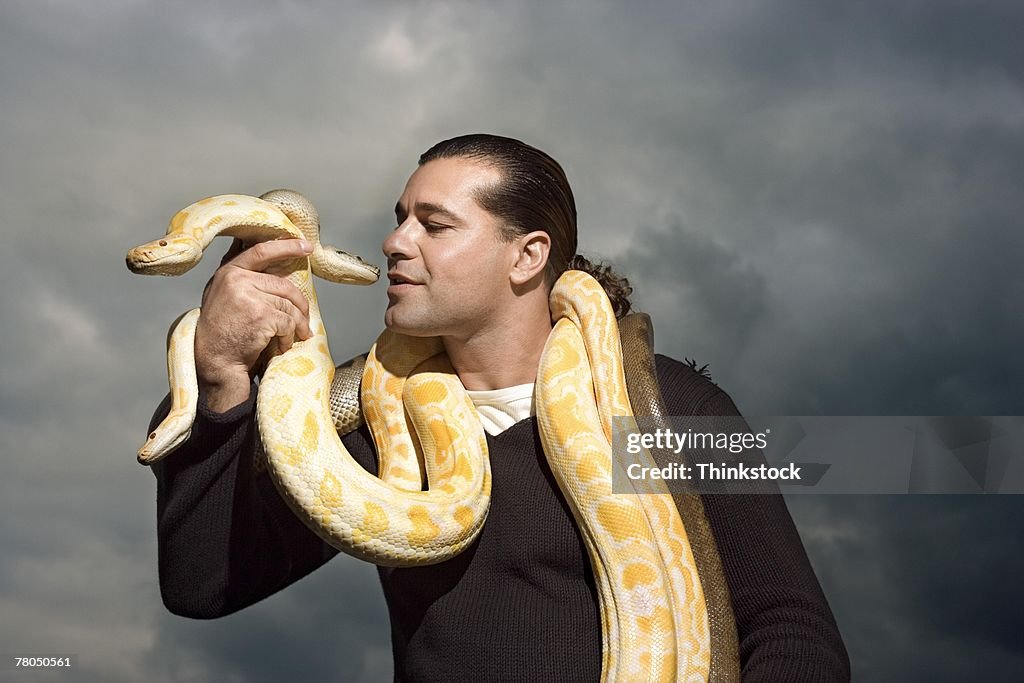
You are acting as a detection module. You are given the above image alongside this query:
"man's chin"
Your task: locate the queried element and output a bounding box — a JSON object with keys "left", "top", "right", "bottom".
{"left": 384, "top": 324, "right": 438, "bottom": 338}
{"left": 383, "top": 310, "right": 441, "bottom": 338}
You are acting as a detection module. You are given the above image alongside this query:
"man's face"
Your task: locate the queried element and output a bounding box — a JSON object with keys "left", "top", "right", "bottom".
{"left": 382, "top": 157, "right": 517, "bottom": 339}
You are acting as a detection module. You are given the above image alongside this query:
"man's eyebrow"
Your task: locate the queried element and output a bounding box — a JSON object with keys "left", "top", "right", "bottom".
{"left": 394, "top": 201, "right": 462, "bottom": 223}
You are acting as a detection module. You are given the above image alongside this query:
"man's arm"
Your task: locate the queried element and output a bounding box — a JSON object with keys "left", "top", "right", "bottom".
{"left": 655, "top": 355, "right": 851, "bottom": 682}
{"left": 149, "top": 387, "right": 343, "bottom": 619}
{"left": 147, "top": 236, "right": 338, "bottom": 618}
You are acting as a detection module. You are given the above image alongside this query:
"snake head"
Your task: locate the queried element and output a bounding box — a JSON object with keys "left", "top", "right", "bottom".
{"left": 311, "top": 244, "right": 381, "bottom": 285}
{"left": 126, "top": 236, "right": 203, "bottom": 276}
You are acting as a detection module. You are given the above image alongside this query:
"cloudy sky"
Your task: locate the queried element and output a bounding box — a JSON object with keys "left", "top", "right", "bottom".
{"left": 2, "top": 0, "right": 1022, "bottom": 680}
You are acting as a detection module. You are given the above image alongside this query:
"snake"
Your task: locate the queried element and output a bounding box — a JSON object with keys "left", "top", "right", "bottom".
{"left": 127, "top": 190, "right": 736, "bottom": 681}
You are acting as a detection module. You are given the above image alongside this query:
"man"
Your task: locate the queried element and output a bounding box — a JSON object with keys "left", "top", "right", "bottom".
{"left": 149, "top": 134, "right": 850, "bottom": 681}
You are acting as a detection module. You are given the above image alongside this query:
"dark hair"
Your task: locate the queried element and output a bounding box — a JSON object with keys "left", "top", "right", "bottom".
{"left": 419, "top": 133, "right": 633, "bottom": 318}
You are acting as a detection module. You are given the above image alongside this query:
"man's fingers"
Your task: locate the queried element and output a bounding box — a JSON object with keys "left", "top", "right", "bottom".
{"left": 270, "top": 310, "right": 298, "bottom": 353}
{"left": 229, "top": 238, "right": 313, "bottom": 273}
{"left": 252, "top": 274, "right": 311, "bottom": 319}
{"left": 266, "top": 294, "right": 313, "bottom": 342}
{"left": 294, "top": 311, "right": 313, "bottom": 341}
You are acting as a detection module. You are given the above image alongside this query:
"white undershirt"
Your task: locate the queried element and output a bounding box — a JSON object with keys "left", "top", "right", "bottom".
{"left": 465, "top": 383, "right": 535, "bottom": 436}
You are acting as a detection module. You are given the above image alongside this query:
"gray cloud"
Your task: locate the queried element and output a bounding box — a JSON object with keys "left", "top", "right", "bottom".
{"left": 144, "top": 558, "right": 392, "bottom": 682}
{"left": 791, "top": 495, "right": 1024, "bottom": 682}
{"left": 621, "top": 220, "right": 770, "bottom": 375}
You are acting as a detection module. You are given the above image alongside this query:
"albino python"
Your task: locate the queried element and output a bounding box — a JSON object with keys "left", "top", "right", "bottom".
{"left": 128, "top": 190, "right": 728, "bottom": 681}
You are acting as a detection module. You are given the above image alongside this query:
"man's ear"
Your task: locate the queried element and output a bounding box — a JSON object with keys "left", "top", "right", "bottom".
{"left": 510, "top": 231, "right": 551, "bottom": 286}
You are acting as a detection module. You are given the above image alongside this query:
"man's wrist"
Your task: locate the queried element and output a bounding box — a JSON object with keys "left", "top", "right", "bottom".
{"left": 199, "top": 370, "right": 253, "bottom": 414}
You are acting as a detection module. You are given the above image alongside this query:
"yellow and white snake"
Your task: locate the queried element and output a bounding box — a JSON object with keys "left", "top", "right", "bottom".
{"left": 128, "top": 190, "right": 714, "bottom": 681}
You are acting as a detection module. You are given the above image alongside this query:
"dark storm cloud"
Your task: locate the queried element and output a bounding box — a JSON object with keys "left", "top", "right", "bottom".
{"left": 144, "top": 559, "right": 392, "bottom": 682}
{"left": 621, "top": 220, "right": 769, "bottom": 377}
{"left": 588, "top": 1, "right": 1024, "bottom": 420}
{"left": 790, "top": 495, "right": 1024, "bottom": 682}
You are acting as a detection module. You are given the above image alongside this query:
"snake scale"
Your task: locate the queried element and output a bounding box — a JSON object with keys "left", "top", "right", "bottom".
{"left": 128, "top": 190, "right": 739, "bottom": 681}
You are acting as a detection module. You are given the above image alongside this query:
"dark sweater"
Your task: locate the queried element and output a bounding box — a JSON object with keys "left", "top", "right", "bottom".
{"left": 150, "top": 354, "right": 850, "bottom": 681}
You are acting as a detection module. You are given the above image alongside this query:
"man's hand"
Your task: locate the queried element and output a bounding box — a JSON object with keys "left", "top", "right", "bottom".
{"left": 195, "top": 238, "right": 314, "bottom": 413}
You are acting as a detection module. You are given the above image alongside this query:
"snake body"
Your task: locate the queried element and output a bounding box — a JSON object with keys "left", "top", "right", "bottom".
{"left": 619, "top": 315, "right": 741, "bottom": 681}
{"left": 128, "top": 190, "right": 721, "bottom": 680}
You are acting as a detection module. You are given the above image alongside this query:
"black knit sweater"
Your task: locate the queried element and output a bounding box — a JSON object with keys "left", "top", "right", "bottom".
{"left": 150, "top": 354, "right": 850, "bottom": 681}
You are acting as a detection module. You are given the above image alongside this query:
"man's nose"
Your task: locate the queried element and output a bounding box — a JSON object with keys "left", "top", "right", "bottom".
{"left": 382, "top": 219, "right": 417, "bottom": 260}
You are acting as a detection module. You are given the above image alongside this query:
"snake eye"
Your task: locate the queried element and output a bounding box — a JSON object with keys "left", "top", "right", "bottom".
{"left": 159, "top": 240, "right": 168, "bottom": 246}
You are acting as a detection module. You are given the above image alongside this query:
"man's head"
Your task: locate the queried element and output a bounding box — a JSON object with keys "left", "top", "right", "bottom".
{"left": 382, "top": 134, "right": 576, "bottom": 339}
{"left": 417, "top": 134, "right": 579, "bottom": 284}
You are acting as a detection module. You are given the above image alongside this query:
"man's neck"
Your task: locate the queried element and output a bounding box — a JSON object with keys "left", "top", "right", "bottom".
{"left": 442, "top": 296, "right": 552, "bottom": 391}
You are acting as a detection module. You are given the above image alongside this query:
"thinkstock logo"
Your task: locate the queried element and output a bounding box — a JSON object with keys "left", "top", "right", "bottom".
{"left": 612, "top": 416, "right": 1024, "bottom": 495}
{"left": 623, "top": 427, "right": 798, "bottom": 483}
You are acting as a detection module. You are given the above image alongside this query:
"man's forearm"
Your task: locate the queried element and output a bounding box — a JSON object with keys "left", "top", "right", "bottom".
{"left": 148, "top": 387, "right": 337, "bottom": 618}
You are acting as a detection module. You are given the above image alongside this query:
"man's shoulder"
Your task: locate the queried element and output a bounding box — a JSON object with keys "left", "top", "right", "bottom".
{"left": 652, "top": 353, "right": 719, "bottom": 394}
{"left": 653, "top": 353, "right": 740, "bottom": 417}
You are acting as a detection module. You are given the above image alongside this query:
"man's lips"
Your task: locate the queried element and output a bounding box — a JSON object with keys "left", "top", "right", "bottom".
{"left": 387, "top": 271, "right": 422, "bottom": 285}
{"left": 387, "top": 271, "right": 422, "bottom": 294}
